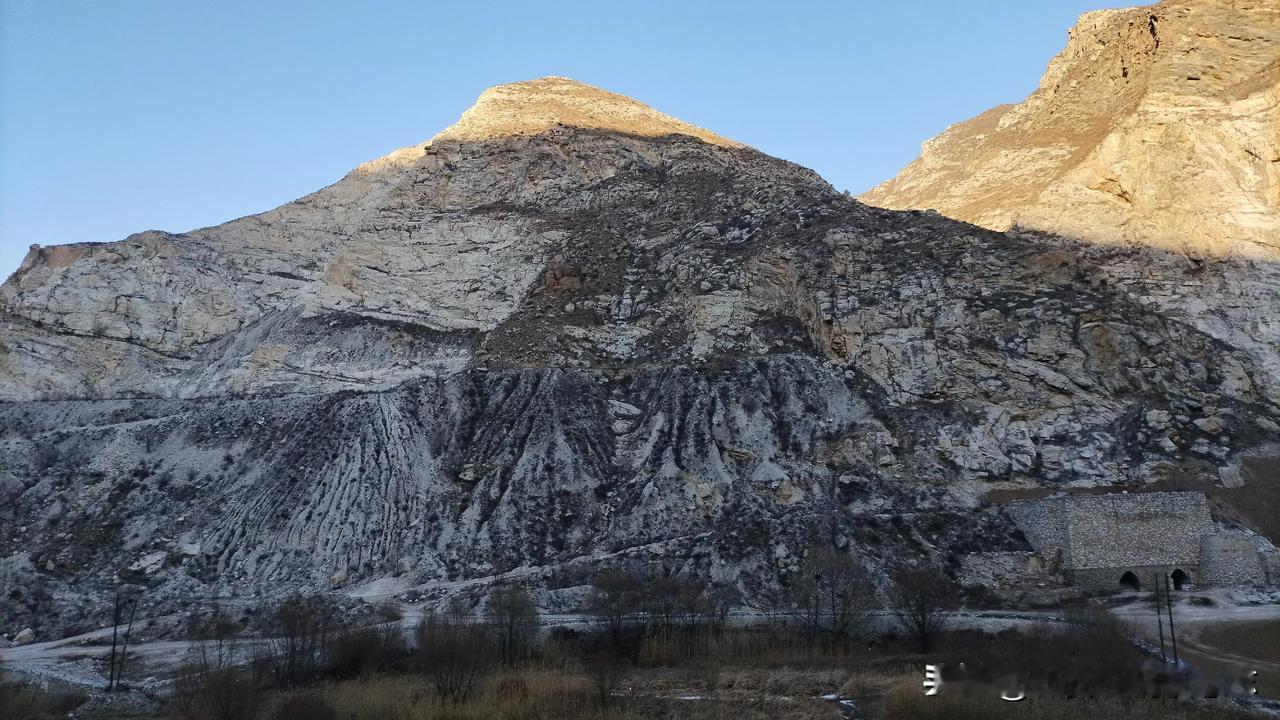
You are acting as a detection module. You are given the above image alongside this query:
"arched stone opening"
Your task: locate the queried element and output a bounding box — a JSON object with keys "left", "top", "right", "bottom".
{"left": 1119, "top": 571, "right": 1141, "bottom": 591}
{"left": 1170, "top": 568, "right": 1188, "bottom": 591}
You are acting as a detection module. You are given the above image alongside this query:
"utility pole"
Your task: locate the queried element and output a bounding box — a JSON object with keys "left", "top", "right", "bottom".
{"left": 116, "top": 596, "right": 139, "bottom": 686}
{"left": 106, "top": 589, "right": 138, "bottom": 692}
{"left": 1153, "top": 571, "right": 1167, "bottom": 663}
{"left": 107, "top": 590, "right": 122, "bottom": 691}
{"left": 1165, "top": 573, "right": 1178, "bottom": 666}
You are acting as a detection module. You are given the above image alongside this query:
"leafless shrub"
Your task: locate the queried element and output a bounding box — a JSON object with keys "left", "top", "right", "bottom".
{"left": 1017, "top": 607, "right": 1143, "bottom": 694}
{"left": 888, "top": 564, "right": 954, "bottom": 653}
{"left": 493, "top": 675, "right": 532, "bottom": 706}
{"left": 188, "top": 607, "right": 241, "bottom": 671}
{"left": 266, "top": 593, "right": 336, "bottom": 687}
{"left": 645, "top": 574, "right": 703, "bottom": 632}
{"left": 0, "top": 682, "right": 88, "bottom": 720}
{"left": 790, "top": 546, "right": 872, "bottom": 644}
{"left": 327, "top": 624, "right": 407, "bottom": 678}
{"left": 171, "top": 667, "right": 259, "bottom": 720}
{"left": 586, "top": 567, "right": 645, "bottom": 645}
{"left": 703, "top": 583, "right": 740, "bottom": 634}
{"left": 486, "top": 583, "right": 539, "bottom": 667}
{"left": 582, "top": 652, "right": 629, "bottom": 707}
{"left": 371, "top": 598, "right": 402, "bottom": 623}
{"left": 415, "top": 599, "right": 495, "bottom": 704}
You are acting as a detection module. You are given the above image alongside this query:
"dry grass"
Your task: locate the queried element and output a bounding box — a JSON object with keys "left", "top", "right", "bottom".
{"left": 1190, "top": 619, "right": 1280, "bottom": 698}
{"left": 635, "top": 625, "right": 879, "bottom": 669}
{"left": 146, "top": 614, "right": 1274, "bottom": 720}
{"left": 0, "top": 682, "right": 88, "bottom": 720}
{"left": 881, "top": 673, "right": 1260, "bottom": 720}
{"left": 308, "top": 671, "right": 630, "bottom": 720}
{"left": 634, "top": 697, "right": 840, "bottom": 720}
{"left": 838, "top": 669, "right": 898, "bottom": 698}
{"left": 714, "top": 667, "right": 850, "bottom": 697}
{"left": 278, "top": 668, "right": 859, "bottom": 720}
{"left": 1198, "top": 620, "right": 1280, "bottom": 666}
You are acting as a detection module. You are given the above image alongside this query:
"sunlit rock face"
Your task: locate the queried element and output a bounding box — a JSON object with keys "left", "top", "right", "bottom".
{"left": 430, "top": 75, "right": 741, "bottom": 147}
{"left": 0, "top": 76, "right": 1277, "bottom": 635}
{"left": 863, "top": 0, "right": 1280, "bottom": 261}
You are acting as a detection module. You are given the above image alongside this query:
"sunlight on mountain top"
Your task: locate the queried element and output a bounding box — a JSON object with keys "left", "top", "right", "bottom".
{"left": 431, "top": 76, "right": 743, "bottom": 148}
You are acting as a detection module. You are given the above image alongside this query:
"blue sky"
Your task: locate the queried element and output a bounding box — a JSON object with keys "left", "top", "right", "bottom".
{"left": 0, "top": 0, "right": 1135, "bottom": 280}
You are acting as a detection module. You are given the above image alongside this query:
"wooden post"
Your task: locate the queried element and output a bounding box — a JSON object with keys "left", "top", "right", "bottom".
{"left": 116, "top": 597, "right": 138, "bottom": 687}
{"left": 107, "top": 590, "right": 122, "bottom": 691}
{"left": 1153, "top": 571, "right": 1167, "bottom": 663}
{"left": 1165, "top": 573, "right": 1178, "bottom": 665}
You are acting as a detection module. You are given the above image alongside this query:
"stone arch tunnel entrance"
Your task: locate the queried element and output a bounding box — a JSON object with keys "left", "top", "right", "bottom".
{"left": 1171, "top": 568, "right": 1188, "bottom": 591}
{"left": 1119, "top": 571, "right": 1141, "bottom": 591}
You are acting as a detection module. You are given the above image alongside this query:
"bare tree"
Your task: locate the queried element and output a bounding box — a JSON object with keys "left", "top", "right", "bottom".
{"left": 415, "top": 598, "right": 494, "bottom": 705}
{"left": 789, "top": 568, "right": 824, "bottom": 641}
{"left": 586, "top": 567, "right": 645, "bottom": 644}
{"left": 815, "top": 547, "right": 870, "bottom": 641}
{"left": 486, "top": 583, "right": 539, "bottom": 667}
{"left": 703, "top": 583, "right": 740, "bottom": 635}
{"left": 267, "top": 593, "right": 335, "bottom": 687}
{"left": 189, "top": 607, "right": 240, "bottom": 671}
{"left": 372, "top": 598, "right": 403, "bottom": 624}
{"left": 888, "top": 564, "right": 954, "bottom": 653}
{"left": 327, "top": 603, "right": 407, "bottom": 679}
{"left": 645, "top": 575, "right": 703, "bottom": 632}
{"left": 788, "top": 547, "right": 869, "bottom": 644}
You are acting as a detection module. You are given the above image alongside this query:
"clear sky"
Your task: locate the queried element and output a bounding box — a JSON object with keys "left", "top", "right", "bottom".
{"left": 1, "top": 0, "right": 1136, "bottom": 281}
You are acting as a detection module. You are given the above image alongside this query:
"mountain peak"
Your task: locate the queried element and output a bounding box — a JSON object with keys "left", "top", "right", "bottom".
{"left": 862, "top": 0, "right": 1280, "bottom": 259}
{"left": 430, "top": 76, "right": 742, "bottom": 148}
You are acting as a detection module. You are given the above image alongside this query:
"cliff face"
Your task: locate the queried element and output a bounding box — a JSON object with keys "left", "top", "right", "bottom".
{"left": 0, "top": 78, "right": 799, "bottom": 403}
{"left": 862, "top": 0, "right": 1280, "bottom": 260}
{"left": 1, "top": 76, "right": 1277, "bottom": 633}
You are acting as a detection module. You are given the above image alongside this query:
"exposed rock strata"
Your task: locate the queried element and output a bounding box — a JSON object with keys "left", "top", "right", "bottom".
{"left": 1, "top": 75, "right": 1277, "bottom": 635}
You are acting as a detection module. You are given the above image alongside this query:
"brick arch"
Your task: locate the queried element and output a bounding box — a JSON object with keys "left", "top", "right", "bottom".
{"left": 1119, "top": 570, "right": 1141, "bottom": 591}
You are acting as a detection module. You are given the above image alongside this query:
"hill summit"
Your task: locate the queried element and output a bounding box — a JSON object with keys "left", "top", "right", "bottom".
{"left": 432, "top": 76, "right": 741, "bottom": 147}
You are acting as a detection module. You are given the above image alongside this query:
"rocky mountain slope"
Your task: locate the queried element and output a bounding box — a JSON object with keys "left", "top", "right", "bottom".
{"left": 1, "top": 76, "right": 1278, "bottom": 636}
{"left": 863, "top": 0, "right": 1280, "bottom": 260}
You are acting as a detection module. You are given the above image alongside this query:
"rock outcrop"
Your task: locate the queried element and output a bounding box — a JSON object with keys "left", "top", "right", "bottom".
{"left": 862, "top": 0, "right": 1280, "bottom": 260}
{"left": 1, "top": 75, "right": 1277, "bottom": 634}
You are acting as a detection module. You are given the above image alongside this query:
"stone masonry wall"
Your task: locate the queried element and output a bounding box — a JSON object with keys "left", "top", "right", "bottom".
{"left": 1063, "top": 492, "right": 1212, "bottom": 571}
{"left": 1200, "top": 532, "right": 1268, "bottom": 586}
{"left": 1072, "top": 564, "right": 1191, "bottom": 592}
{"left": 1007, "top": 498, "right": 1070, "bottom": 561}
{"left": 1006, "top": 492, "right": 1218, "bottom": 590}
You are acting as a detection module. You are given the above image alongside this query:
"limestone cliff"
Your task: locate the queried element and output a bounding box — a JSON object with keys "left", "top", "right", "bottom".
{"left": 1, "top": 76, "right": 1277, "bottom": 634}
{"left": 862, "top": 0, "right": 1280, "bottom": 260}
